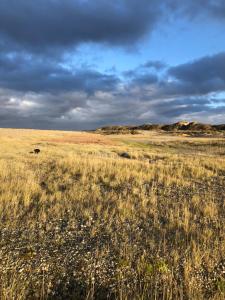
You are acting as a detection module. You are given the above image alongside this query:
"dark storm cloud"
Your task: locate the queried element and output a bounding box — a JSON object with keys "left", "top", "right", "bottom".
{"left": 0, "top": 1, "right": 225, "bottom": 129}
{"left": 0, "top": 52, "right": 119, "bottom": 93}
{"left": 123, "top": 60, "right": 161, "bottom": 86}
{"left": 0, "top": 1, "right": 224, "bottom": 55}
{"left": 0, "top": 0, "right": 161, "bottom": 51}
{"left": 150, "top": 97, "right": 211, "bottom": 118}
{"left": 1, "top": 50, "right": 225, "bottom": 130}
{"left": 168, "top": 52, "right": 225, "bottom": 95}
{"left": 0, "top": 0, "right": 161, "bottom": 97}
{"left": 123, "top": 52, "right": 225, "bottom": 101}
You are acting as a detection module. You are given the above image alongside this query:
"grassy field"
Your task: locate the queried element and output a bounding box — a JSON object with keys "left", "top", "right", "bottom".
{"left": 0, "top": 128, "right": 224, "bottom": 300}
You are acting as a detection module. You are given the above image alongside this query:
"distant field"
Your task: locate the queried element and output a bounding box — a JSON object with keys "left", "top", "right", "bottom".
{"left": 0, "top": 129, "right": 224, "bottom": 300}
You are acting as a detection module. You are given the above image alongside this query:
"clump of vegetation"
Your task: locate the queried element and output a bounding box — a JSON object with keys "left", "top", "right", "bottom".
{"left": 97, "top": 125, "right": 139, "bottom": 135}
{"left": 96, "top": 121, "right": 225, "bottom": 137}
{"left": 0, "top": 128, "right": 224, "bottom": 299}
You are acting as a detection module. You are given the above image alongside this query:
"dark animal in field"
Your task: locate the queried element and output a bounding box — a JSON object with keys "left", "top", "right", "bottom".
{"left": 34, "top": 149, "right": 41, "bottom": 154}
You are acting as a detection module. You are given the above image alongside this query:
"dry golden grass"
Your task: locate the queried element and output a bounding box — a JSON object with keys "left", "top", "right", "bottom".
{"left": 0, "top": 129, "right": 224, "bottom": 299}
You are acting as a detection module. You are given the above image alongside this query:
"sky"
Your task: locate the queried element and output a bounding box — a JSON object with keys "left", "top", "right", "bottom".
{"left": 0, "top": 0, "right": 225, "bottom": 130}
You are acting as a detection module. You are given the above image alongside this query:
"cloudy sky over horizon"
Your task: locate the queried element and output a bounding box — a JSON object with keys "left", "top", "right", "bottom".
{"left": 0, "top": 0, "right": 225, "bottom": 130}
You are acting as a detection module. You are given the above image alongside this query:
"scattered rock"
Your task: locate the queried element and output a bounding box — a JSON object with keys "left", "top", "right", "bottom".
{"left": 119, "top": 152, "right": 131, "bottom": 159}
